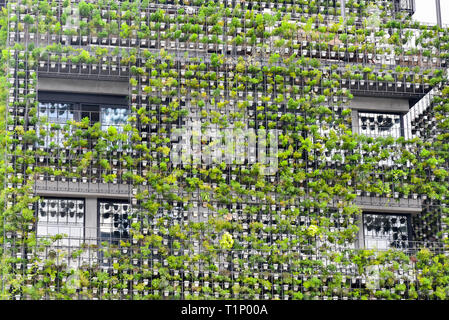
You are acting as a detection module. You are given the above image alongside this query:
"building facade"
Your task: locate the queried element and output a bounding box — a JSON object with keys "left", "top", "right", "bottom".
{"left": 2, "top": 0, "right": 449, "bottom": 300}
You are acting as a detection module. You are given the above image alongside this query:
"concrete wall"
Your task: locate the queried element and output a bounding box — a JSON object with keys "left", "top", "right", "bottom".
{"left": 356, "top": 196, "right": 422, "bottom": 212}
{"left": 85, "top": 198, "right": 98, "bottom": 243}
{"left": 37, "top": 76, "right": 129, "bottom": 96}
{"left": 349, "top": 96, "right": 410, "bottom": 112}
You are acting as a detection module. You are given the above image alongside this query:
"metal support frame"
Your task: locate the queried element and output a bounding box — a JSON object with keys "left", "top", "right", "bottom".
{"left": 4, "top": 0, "right": 449, "bottom": 301}
{"left": 1, "top": 0, "right": 11, "bottom": 297}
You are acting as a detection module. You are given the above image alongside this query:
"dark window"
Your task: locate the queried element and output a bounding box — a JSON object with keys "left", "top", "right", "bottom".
{"left": 98, "top": 199, "right": 130, "bottom": 244}
{"left": 363, "top": 213, "right": 412, "bottom": 250}
{"left": 80, "top": 104, "right": 101, "bottom": 124}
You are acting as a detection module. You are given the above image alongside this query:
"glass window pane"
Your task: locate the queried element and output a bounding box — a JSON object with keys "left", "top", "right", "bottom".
{"left": 364, "top": 213, "right": 411, "bottom": 250}
{"left": 39, "top": 102, "right": 74, "bottom": 123}
{"left": 99, "top": 199, "right": 130, "bottom": 244}
{"left": 38, "top": 102, "right": 75, "bottom": 148}
{"left": 101, "top": 107, "right": 129, "bottom": 131}
{"left": 38, "top": 96, "right": 129, "bottom": 148}
{"left": 37, "top": 198, "right": 84, "bottom": 246}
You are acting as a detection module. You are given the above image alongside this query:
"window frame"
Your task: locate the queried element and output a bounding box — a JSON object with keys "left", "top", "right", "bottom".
{"left": 97, "top": 198, "right": 131, "bottom": 245}
{"left": 356, "top": 110, "right": 405, "bottom": 138}
{"left": 38, "top": 91, "right": 129, "bottom": 125}
{"left": 362, "top": 212, "right": 413, "bottom": 250}
{"left": 36, "top": 196, "right": 86, "bottom": 242}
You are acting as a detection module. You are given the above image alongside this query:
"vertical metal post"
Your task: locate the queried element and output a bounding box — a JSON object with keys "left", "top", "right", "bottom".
{"left": 340, "top": 0, "right": 346, "bottom": 19}
{"left": 2, "top": 0, "right": 11, "bottom": 298}
{"left": 436, "top": 0, "right": 442, "bottom": 27}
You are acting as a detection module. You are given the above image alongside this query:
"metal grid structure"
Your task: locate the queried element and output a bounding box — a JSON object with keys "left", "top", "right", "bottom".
{"left": 1, "top": 0, "right": 449, "bottom": 300}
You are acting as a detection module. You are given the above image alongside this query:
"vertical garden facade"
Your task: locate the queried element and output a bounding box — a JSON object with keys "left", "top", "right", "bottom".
{"left": 2, "top": 0, "right": 449, "bottom": 300}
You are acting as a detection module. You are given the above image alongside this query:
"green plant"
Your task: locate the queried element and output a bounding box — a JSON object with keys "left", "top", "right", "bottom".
{"left": 79, "top": 1, "right": 94, "bottom": 17}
